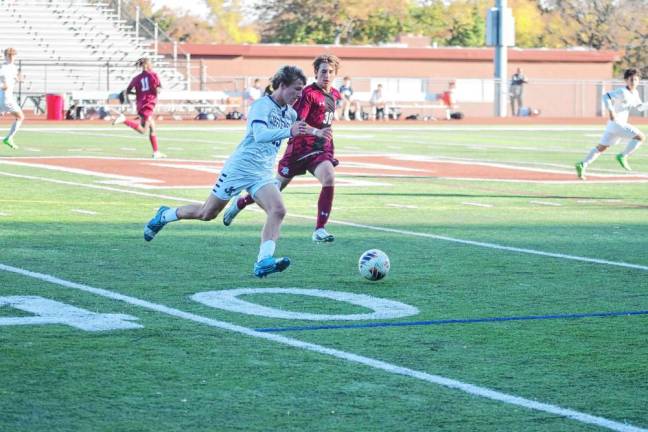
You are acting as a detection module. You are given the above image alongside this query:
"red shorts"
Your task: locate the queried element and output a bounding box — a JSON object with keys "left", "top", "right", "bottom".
{"left": 138, "top": 104, "right": 155, "bottom": 126}
{"left": 277, "top": 150, "right": 339, "bottom": 178}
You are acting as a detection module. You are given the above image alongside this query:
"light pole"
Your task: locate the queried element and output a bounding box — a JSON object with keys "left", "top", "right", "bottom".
{"left": 487, "top": 0, "right": 515, "bottom": 117}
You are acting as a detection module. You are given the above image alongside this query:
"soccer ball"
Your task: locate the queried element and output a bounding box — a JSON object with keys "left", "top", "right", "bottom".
{"left": 358, "top": 249, "right": 390, "bottom": 281}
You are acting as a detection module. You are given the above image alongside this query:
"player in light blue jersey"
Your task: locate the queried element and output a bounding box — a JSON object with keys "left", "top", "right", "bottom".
{"left": 143, "top": 65, "right": 333, "bottom": 277}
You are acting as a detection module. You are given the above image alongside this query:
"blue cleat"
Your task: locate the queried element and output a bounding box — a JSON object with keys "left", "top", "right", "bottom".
{"left": 144, "top": 206, "right": 170, "bottom": 241}
{"left": 254, "top": 256, "right": 291, "bottom": 278}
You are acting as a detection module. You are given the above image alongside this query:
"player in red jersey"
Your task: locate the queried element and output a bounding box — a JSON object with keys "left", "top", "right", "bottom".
{"left": 222, "top": 54, "right": 340, "bottom": 243}
{"left": 112, "top": 57, "right": 165, "bottom": 159}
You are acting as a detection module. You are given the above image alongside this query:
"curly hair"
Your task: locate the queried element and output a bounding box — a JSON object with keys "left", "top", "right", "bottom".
{"left": 624, "top": 68, "right": 640, "bottom": 80}
{"left": 270, "top": 65, "right": 307, "bottom": 90}
{"left": 313, "top": 54, "right": 340, "bottom": 75}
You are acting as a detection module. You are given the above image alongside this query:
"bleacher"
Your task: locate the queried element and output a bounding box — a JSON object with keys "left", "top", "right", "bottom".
{"left": 0, "top": 0, "right": 186, "bottom": 108}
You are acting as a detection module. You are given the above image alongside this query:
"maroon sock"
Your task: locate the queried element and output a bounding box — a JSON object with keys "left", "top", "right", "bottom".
{"left": 237, "top": 194, "right": 255, "bottom": 209}
{"left": 316, "top": 186, "right": 334, "bottom": 229}
{"left": 124, "top": 119, "right": 140, "bottom": 131}
{"left": 149, "top": 134, "right": 159, "bottom": 152}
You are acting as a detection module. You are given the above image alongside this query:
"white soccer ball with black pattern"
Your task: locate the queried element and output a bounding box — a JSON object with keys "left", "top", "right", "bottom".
{"left": 358, "top": 249, "right": 390, "bottom": 281}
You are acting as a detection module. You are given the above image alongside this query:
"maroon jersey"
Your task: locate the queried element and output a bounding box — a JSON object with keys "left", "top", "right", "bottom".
{"left": 289, "top": 83, "right": 340, "bottom": 155}
{"left": 127, "top": 70, "right": 161, "bottom": 113}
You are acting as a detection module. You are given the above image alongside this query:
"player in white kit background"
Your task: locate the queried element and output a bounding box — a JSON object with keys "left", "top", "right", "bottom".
{"left": 0, "top": 48, "right": 24, "bottom": 150}
{"left": 576, "top": 68, "right": 647, "bottom": 180}
{"left": 142, "top": 65, "right": 332, "bottom": 278}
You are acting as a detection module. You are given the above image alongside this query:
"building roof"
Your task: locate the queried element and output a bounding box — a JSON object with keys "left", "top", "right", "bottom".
{"left": 159, "top": 43, "right": 621, "bottom": 63}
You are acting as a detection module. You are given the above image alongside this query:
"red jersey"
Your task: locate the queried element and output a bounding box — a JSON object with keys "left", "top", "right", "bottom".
{"left": 289, "top": 83, "right": 340, "bottom": 155}
{"left": 127, "top": 70, "right": 161, "bottom": 112}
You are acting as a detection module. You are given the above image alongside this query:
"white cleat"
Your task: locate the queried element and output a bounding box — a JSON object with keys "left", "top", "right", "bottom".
{"left": 112, "top": 113, "right": 126, "bottom": 125}
{"left": 152, "top": 151, "right": 167, "bottom": 160}
{"left": 223, "top": 195, "right": 242, "bottom": 226}
{"left": 312, "top": 227, "right": 335, "bottom": 243}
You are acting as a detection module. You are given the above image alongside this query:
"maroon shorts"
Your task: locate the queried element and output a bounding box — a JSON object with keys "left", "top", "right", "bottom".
{"left": 277, "top": 150, "right": 339, "bottom": 178}
{"left": 137, "top": 105, "right": 155, "bottom": 126}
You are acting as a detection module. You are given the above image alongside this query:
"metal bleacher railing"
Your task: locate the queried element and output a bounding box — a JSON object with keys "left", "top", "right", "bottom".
{"left": 0, "top": 0, "right": 188, "bottom": 112}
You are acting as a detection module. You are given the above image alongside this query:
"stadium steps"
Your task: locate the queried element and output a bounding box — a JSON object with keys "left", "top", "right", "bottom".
{"left": 0, "top": 0, "right": 186, "bottom": 97}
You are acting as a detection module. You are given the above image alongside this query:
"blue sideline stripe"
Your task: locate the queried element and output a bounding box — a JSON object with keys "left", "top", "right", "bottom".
{"left": 254, "top": 310, "right": 648, "bottom": 333}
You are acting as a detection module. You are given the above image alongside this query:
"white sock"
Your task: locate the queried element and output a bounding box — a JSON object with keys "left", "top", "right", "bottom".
{"left": 5, "top": 120, "right": 22, "bottom": 140}
{"left": 161, "top": 207, "right": 178, "bottom": 223}
{"left": 621, "top": 139, "right": 642, "bottom": 157}
{"left": 582, "top": 147, "right": 602, "bottom": 166}
{"left": 257, "top": 240, "right": 276, "bottom": 262}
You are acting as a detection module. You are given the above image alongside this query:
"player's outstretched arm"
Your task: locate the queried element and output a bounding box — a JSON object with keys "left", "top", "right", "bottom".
{"left": 252, "top": 120, "right": 304, "bottom": 144}
{"left": 308, "top": 126, "right": 333, "bottom": 141}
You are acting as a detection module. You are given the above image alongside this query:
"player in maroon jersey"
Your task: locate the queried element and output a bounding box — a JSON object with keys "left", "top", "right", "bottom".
{"left": 112, "top": 57, "right": 165, "bottom": 159}
{"left": 222, "top": 54, "right": 340, "bottom": 243}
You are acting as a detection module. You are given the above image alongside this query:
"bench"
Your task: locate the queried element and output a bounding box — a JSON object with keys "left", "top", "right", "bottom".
{"left": 351, "top": 91, "right": 455, "bottom": 120}
{"left": 69, "top": 90, "right": 242, "bottom": 118}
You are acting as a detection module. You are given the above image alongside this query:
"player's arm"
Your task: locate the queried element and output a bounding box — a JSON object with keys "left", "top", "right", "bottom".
{"left": 602, "top": 90, "right": 618, "bottom": 121}
{"left": 307, "top": 126, "right": 333, "bottom": 141}
{"left": 153, "top": 73, "right": 162, "bottom": 95}
{"left": 126, "top": 77, "right": 137, "bottom": 95}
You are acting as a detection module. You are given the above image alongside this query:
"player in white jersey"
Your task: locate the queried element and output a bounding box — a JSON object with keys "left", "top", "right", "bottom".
{"left": 576, "top": 68, "right": 647, "bottom": 180}
{"left": 0, "top": 48, "right": 24, "bottom": 150}
{"left": 142, "top": 65, "right": 332, "bottom": 277}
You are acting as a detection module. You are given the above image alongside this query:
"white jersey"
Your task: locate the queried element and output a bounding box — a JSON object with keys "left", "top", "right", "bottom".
{"left": 223, "top": 95, "right": 297, "bottom": 177}
{"left": 0, "top": 62, "right": 18, "bottom": 100}
{"left": 603, "top": 86, "right": 646, "bottom": 125}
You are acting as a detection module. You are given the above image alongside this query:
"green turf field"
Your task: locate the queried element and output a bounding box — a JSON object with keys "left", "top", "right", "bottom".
{"left": 1, "top": 123, "right": 647, "bottom": 431}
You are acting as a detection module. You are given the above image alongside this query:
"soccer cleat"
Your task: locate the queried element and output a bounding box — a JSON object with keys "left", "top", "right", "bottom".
{"left": 312, "top": 227, "right": 335, "bottom": 243}
{"left": 152, "top": 151, "right": 167, "bottom": 160}
{"left": 616, "top": 153, "right": 631, "bottom": 171}
{"left": 144, "top": 206, "right": 170, "bottom": 241}
{"left": 112, "top": 113, "right": 126, "bottom": 125}
{"left": 2, "top": 137, "right": 17, "bottom": 149}
{"left": 575, "top": 162, "right": 586, "bottom": 180}
{"left": 222, "top": 196, "right": 242, "bottom": 226}
{"left": 254, "top": 256, "right": 291, "bottom": 278}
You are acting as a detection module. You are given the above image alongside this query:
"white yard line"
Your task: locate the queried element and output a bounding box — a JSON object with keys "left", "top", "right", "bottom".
{"left": 462, "top": 202, "right": 494, "bottom": 208}
{"left": 1, "top": 170, "right": 647, "bottom": 272}
{"left": 0, "top": 262, "right": 644, "bottom": 432}
{"left": 71, "top": 209, "right": 98, "bottom": 215}
{"left": 386, "top": 204, "right": 418, "bottom": 209}
{"left": 530, "top": 201, "right": 562, "bottom": 207}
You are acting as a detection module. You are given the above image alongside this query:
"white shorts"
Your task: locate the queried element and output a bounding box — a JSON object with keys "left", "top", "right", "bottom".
{"left": 599, "top": 121, "right": 641, "bottom": 147}
{"left": 0, "top": 95, "right": 19, "bottom": 114}
{"left": 211, "top": 169, "right": 279, "bottom": 201}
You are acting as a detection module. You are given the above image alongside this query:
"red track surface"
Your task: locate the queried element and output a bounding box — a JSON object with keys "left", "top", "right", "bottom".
{"left": 1, "top": 156, "right": 644, "bottom": 187}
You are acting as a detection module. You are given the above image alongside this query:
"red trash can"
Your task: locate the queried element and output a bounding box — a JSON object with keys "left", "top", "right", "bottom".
{"left": 46, "top": 94, "right": 64, "bottom": 120}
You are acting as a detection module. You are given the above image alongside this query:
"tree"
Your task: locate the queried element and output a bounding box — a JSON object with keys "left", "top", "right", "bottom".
{"left": 509, "top": 0, "right": 546, "bottom": 47}
{"left": 205, "top": 0, "right": 259, "bottom": 44}
{"left": 257, "top": 0, "right": 409, "bottom": 45}
{"left": 544, "top": 0, "right": 648, "bottom": 75}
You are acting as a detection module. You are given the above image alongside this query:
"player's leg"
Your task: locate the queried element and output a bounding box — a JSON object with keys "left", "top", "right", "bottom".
{"left": 353, "top": 101, "right": 363, "bottom": 121}
{"left": 342, "top": 99, "right": 351, "bottom": 121}
{"left": 223, "top": 175, "right": 291, "bottom": 226}
{"left": 576, "top": 124, "right": 618, "bottom": 180}
{"left": 146, "top": 117, "right": 165, "bottom": 159}
{"left": 311, "top": 160, "right": 335, "bottom": 242}
{"left": 144, "top": 192, "right": 229, "bottom": 241}
{"left": 616, "top": 126, "right": 645, "bottom": 171}
{"left": 114, "top": 112, "right": 144, "bottom": 133}
{"left": 251, "top": 182, "right": 290, "bottom": 277}
{"left": 2, "top": 106, "right": 24, "bottom": 149}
